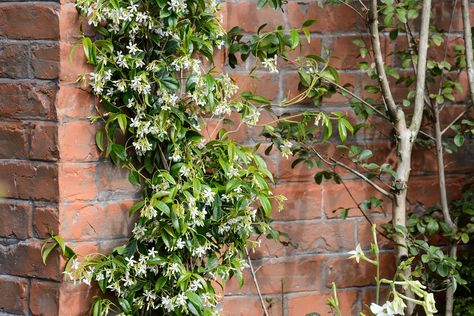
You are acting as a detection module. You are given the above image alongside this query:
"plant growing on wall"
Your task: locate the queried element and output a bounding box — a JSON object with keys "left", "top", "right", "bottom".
{"left": 248, "top": 0, "right": 474, "bottom": 314}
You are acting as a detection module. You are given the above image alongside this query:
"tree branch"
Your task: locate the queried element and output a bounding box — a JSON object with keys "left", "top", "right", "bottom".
{"left": 409, "top": 0, "right": 432, "bottom": 133}
{"left": 462, "top": 0, "right": 474, "bottom": 105}
{"left": 369, "top": 0, "right": 406, "bottom": 130}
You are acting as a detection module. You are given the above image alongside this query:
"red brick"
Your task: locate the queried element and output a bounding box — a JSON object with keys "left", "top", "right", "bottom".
{"left": 0, "top": 82, "right": 57, "bottom": 120}
{"left": 329, "top": 36, "right": 391, "bottom": 70}
{"left": 58, "top": 163, "right": 97, "bottom": 201}
{"left": 407, "top": 175, "right": 466, "bottom": 208}
{"left": 96, "top": 162, "right": 137, "bottom": 199}
{"left": 59, "top": 201, "right": 133, "bottom": 241}
{"left": 0, "top": 161, "right": 59, "bottom": 201}
{"left": 59, "top": 5, "right": 94, "bottom": 43}
{"left": 225, "top": 255, "right": 323, "bottom": 295}
{"left": 232, "top": 72, "right": 279, "bottom": 101}
{"left": 59, "top": 42, "right": 92, "bottom": 83}
{"left": 0, "top": 240, "right": 61, "bottom": 280}
{"left": 254, "top": 220, "right": 355, "bottom": 258}
{"left": 32, "top": 43, "right": 60, "bottom": 79}
{"left": 223, "top": 295, "right": 282, "bottom": 316}
{"left": 34, "top": 205, "right": 59, "bottom": 238}
{"left": 0, "top": 121, "right": 28, "bottom": 159}
{"left": 287, "top": 290, "right": 359, "bottom": 316}
{"left": 326, "top": 253, "right": 396, "bottom": 288}
{"left": 58, "top": 283, "right": 97, "bottom": 316}
{"left": 0, "top": 42, "right": 30, "bottom": 78}
{"left": 358, "top": 219, "right": 394, "bottom": 250}
{"left": 322, "top": 180, "right": 390, "bottom": 218}
{"left": 58, "top": 121, "right": 100, "bottom": 162}
{"left": 30, "top": 280, "right": 60, "bottom": 316}
{"left": 287, "top": 2, "right": 363, "bottom": 33}
{"left": 30, "top": 121, "right": 59, "bottom": 161}
{"left": 0, "top": 275, "right": 28, "bottom": 314}
{"left": 0, "top": 3, "right": 59, "bottom": 40}
{"left": 57, "top": 85, "right": 95, "bottom": 120}
{"left": 0, "top": 200, "right": 32, "bottom": 239}
{"left": 271, "top": 182, "right": 322, "bottom": 220}
{"left": 222, "top": 2, "right": 285, "bottom": 33}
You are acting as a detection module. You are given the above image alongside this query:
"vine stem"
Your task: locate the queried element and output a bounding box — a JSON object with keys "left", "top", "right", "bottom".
{"left": 245, "top": 248, "right": 269, "bottom": 316}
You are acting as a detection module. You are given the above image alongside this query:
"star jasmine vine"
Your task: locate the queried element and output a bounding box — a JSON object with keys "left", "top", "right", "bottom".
{"left": 44, "top": 0, "right": 288, "bottom": 314}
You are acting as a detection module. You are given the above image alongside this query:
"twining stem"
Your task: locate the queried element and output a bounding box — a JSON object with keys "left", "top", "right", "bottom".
{"left": 372, "top": 224, "right": 381, "bottom": 305}
{"left": 245, "top": 249, "right": 269, "bottom": 316}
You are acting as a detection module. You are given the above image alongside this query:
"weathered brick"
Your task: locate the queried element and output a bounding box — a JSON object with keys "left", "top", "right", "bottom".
{"left": 30, "top": 121, "right": 59, "bottom": 161}
{"left": 254, "top": 220, "right": 355, "bottom": 258}
{"left": 59, "top": 200, "right": 133, "bottom": 241}
{"left": 326, "top": 253, "right": 396, "bottom": 288}
{"left": 58, "top": 283, "right": 97, "bottom": 316}
{"left": 0, "top": 240, "right": 61, "bottom": 280}
{"left": 223, "top": 295, "right": 282, "bottom": 316}
{"left": 0, "top": 121, "right": 28, "bottom": 159}
{"left": 0, "top": 161, "right": 59, "bottom": 201}
{"left": 32, "top": 43, "right": 60, "bottom": 79}
{"left": 0, "top": 275, "right": 28, "bottom": 315}
{"left": 58, "top": 163, "right": 97, "bottom": 201}
{"left": 30, "top": 280, "right": 60, "bottom": 316}
{"left": 0, "top": 82, "right": 57, "bottom": 120}
{"left": 287, "top": 290, "right": 359, "bottom": 316}
{"left": 322, "top": 180, "right": 389, "bottom": 218}
{"left": 271, "top": 182, "right": 322, "bottom": 220}
{"left": 0, "top": 3, "right": 59, "bottom": 40}
{"left": 221, "top": 2, "right": 285, "bottom": 33}
{"left": 0, "top": 200, "right": 32, "bottom": 239}
{"left": 225, "top": 255, "right": 323, "bottom": 295}
{"left": 96, "top": 162, "right": 138, "bottom": 200}
{"left": 58, "top": 121, "right": 100, "bottom": 162}
{"left": 0, "top": 42, "right": 30, "bottom": 78}
{"left": 287, "top": 1, "right": 363, "bottom": 33}
{"left": 56, "top": 85, "right": 94, "bottom": 120}
{"left": 34, "top": 205, "right": 59, "bottom": 238}
{"left": 59, "top": 42, "right": 92, "bottom": 83}
{"left": 232, "top": 72, "right": 279, "bottom": 101}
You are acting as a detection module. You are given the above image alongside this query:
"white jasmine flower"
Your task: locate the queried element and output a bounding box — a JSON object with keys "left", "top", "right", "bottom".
{"left": 370, "top": 302, "right": 396, "bottom": 316}
{"left": 262, "top": 56, "right": 278, "bottom": 73}
{"left": 175, "top": 293, "right": 187, "bottom": 307}
{"left": 348, "top": 244, "right": 365, "bottom": 263}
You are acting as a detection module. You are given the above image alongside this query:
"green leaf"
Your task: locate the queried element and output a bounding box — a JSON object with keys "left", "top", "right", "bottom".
{"left": 116, "top": 114, "right": 127, "bottom": 135}
{"left": 111, "top": 144, "right": 127, "bottom": 161}
{"left": 118, "top": 298, "right": 132, "bottom": 314}
{"left": 290, "top": 29, "right": 300, "bottom": 49}
{"left": 186, "top": 291, "right": 203, "bottom": 310}
{"left": 95, "top": 129, "right": 105, "bottom": 151}
{"left": 259, "top": 194, "right": 271, "bottom": 217}
{"left": 155, "top": 201, "right": 170, "bottom": 216}
{"left": 302, "top": 19, "right": 317, "bottom": 28}
{"left": 155, "top": 276, "right": 167, "bottom": 291}
{"left": 128, "top": 170, "right": 140, "bottom": 186}
{"left": 129, "top": 200, "right": 146, "bottom": 215}
{"left": 454, "top": 134, "right": 464, "bottom": 147}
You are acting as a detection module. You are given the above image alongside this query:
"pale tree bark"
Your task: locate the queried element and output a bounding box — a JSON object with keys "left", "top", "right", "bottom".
{"left": 370, "top": 0, "right": 432, "bottom": 314}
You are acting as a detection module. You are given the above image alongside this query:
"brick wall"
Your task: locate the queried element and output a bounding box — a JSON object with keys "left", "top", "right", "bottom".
{"left": 0, "top": 1, "right": 135, "bottom": 315}
{"left": 0, "top": 0, "right": 473, "bottom": 315}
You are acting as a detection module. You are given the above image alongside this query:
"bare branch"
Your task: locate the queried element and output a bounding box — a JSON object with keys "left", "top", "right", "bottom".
{"left": 245, "top": 249, "right": 269, "bottom": 316}
{"left": 409, "top": 0, "right": 432, "bottom": 133}
{"left": 441, "top": 109, "right": 467, "bottom": 135}
{"left": 329, "top": 158, "right": 394, "bottom": 198}
{"left": 369, "top": 0, "right": 406, "bottom": 130}
{"left": 462, "top": 0, "right": 474, "bottom": 105}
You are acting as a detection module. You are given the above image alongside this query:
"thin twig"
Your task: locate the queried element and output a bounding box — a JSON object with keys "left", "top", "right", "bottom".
{"left": 245, "top": 249, "right": 269, "bottom": 316}
{"left": 330, "top": 158, "right": 393, "bottom": 197}
{"left": 441, "top": 109, "right": 468, "bottom": 135}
